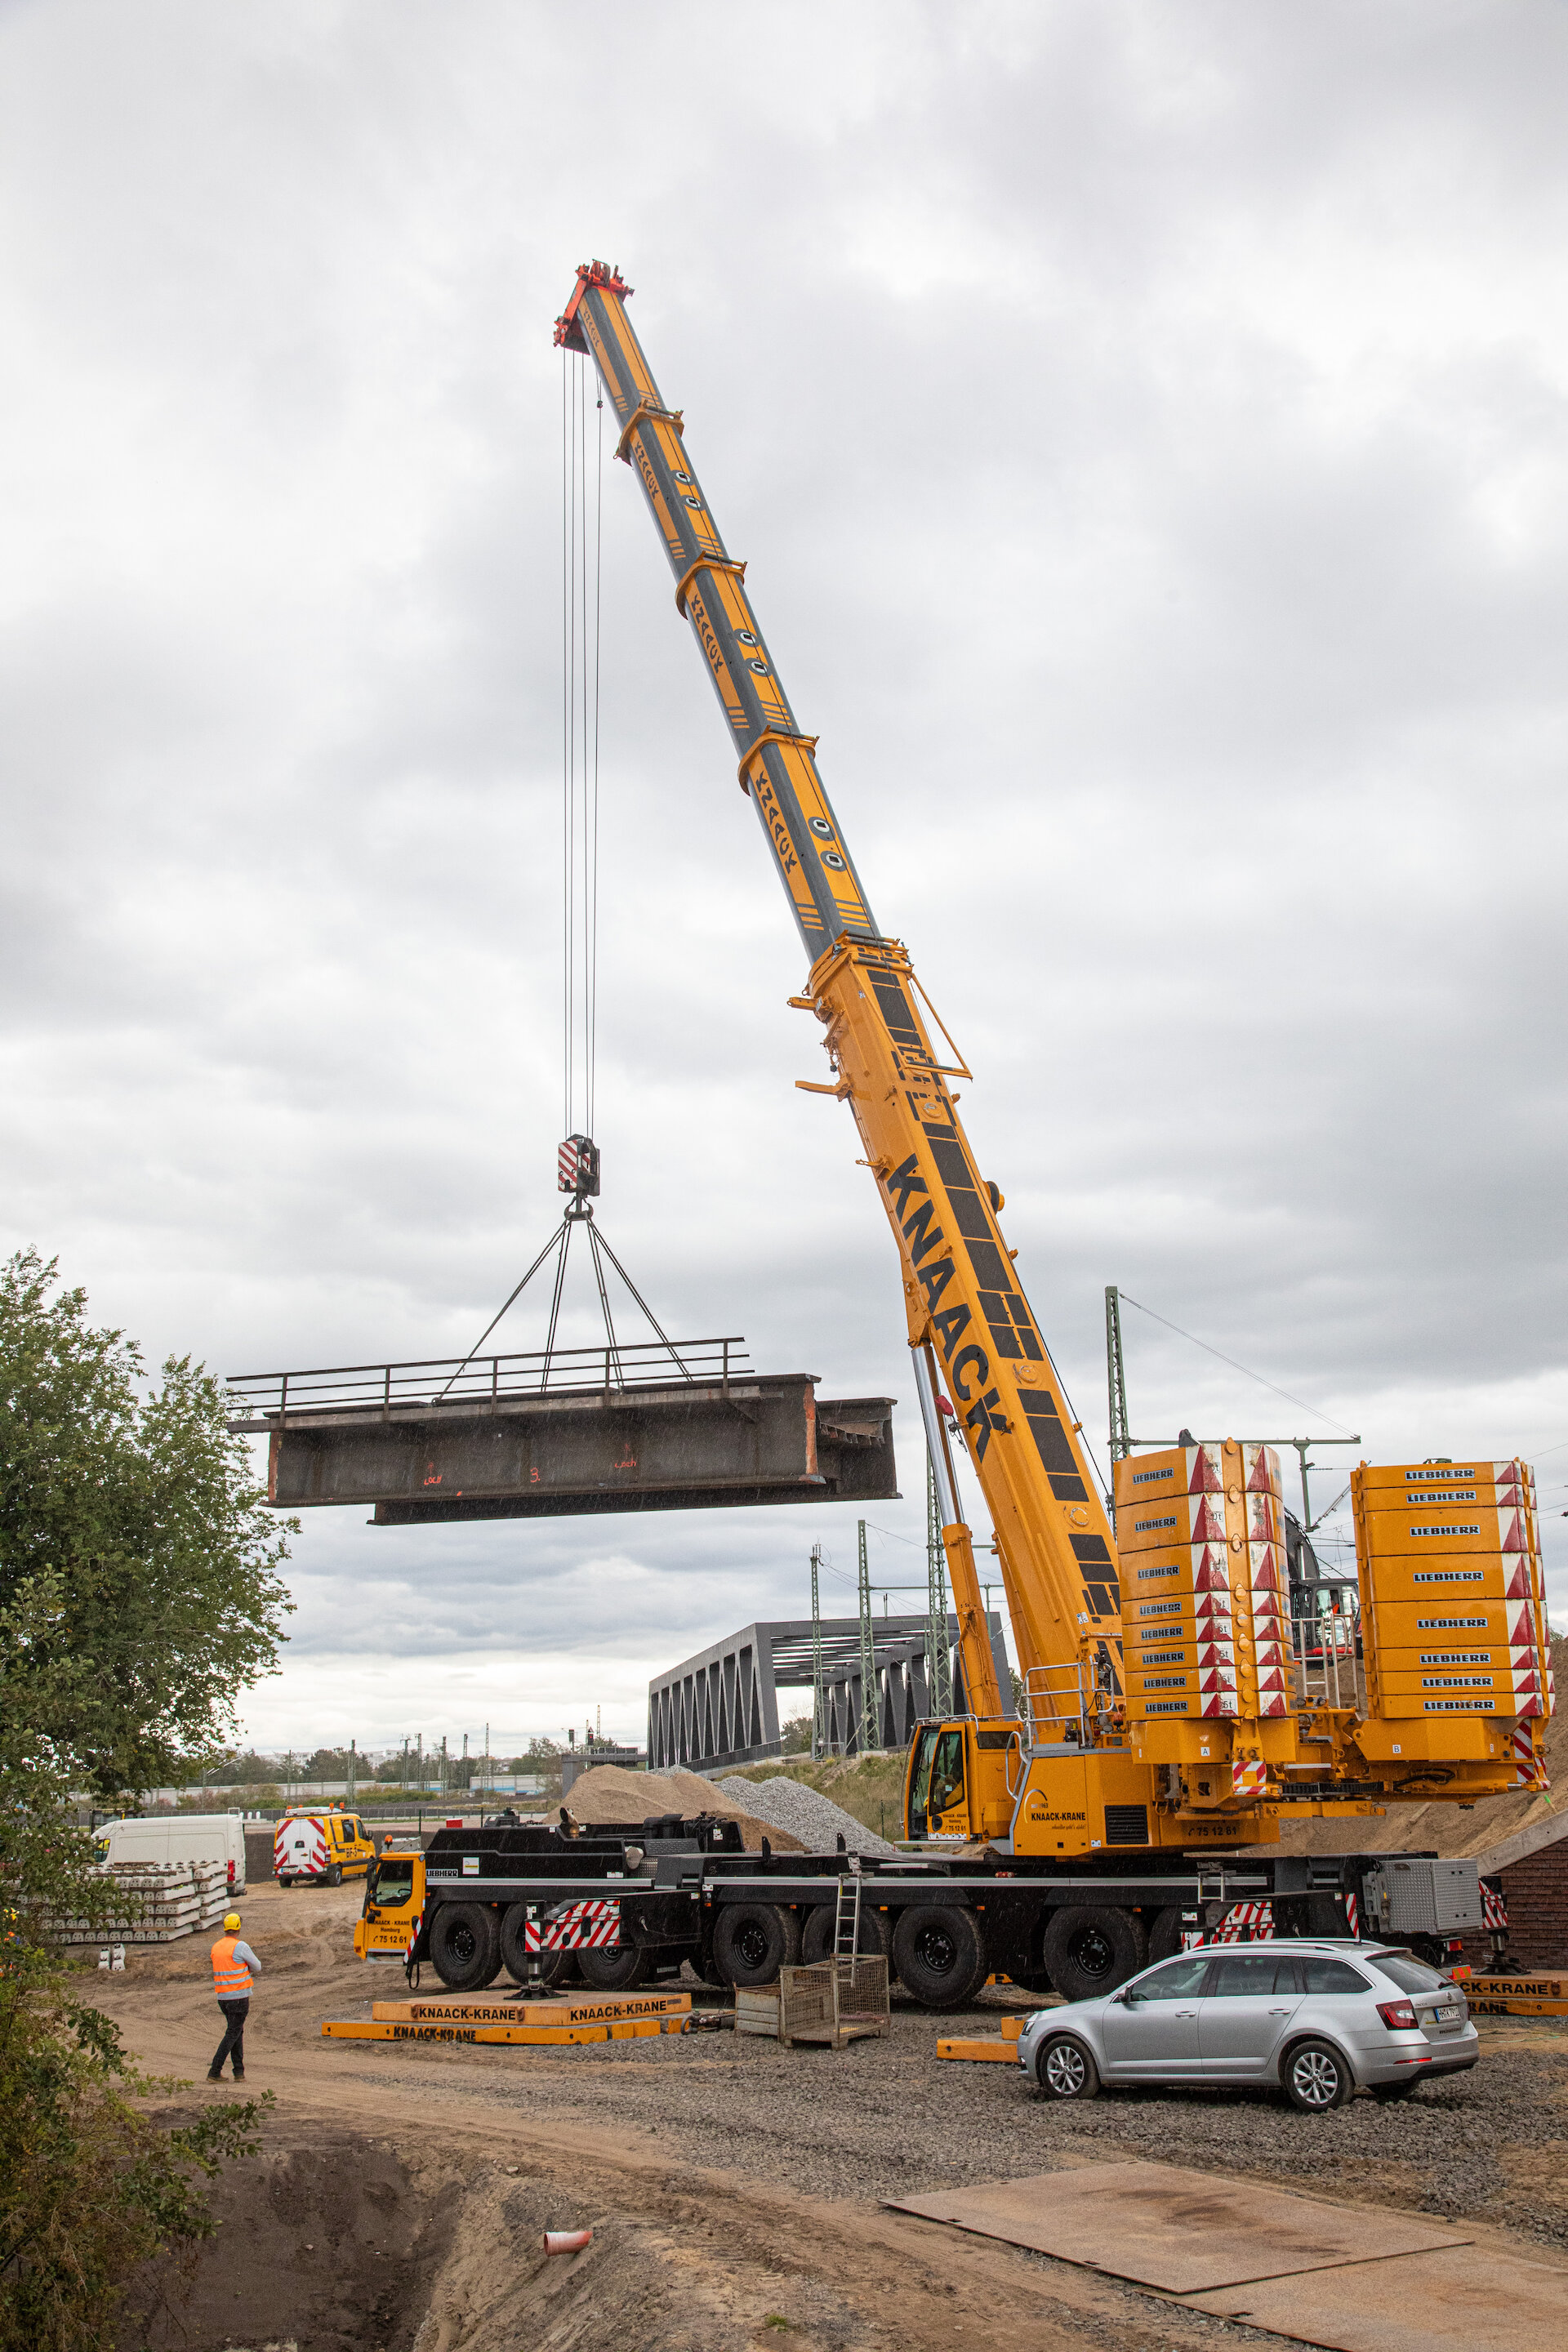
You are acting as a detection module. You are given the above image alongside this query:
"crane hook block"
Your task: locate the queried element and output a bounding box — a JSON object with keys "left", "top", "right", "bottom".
{"left": 557, "top": 1135, "right": 601, "bottom": 1200}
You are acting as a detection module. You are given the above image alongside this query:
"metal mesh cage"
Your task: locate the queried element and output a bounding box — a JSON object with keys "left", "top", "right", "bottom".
{"left": 777, "top": 1957, "right": 889, "bottom": 2048}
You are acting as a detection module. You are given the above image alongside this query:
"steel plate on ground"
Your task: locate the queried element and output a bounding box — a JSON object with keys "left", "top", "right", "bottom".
{"left": 884, "top": 2163, "right": 1470, "bottom": 2293}
{"left": 1182, "top": 2243, "right": 1568, "bottom": 2352}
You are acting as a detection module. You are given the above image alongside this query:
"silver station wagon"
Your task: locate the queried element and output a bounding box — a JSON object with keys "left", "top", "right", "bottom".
{"left": 1016, "top": 1939, "right": 1479, "bottom": 2112}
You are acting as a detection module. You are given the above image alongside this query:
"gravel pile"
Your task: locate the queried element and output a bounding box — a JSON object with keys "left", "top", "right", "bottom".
{"left": 715, "top": 1774, "right": 899, "bottom": 1858}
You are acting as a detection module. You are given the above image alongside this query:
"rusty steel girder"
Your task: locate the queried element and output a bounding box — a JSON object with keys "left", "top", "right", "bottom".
{"left": 236, "top": 1374, "right": 898, "bottom": 1523}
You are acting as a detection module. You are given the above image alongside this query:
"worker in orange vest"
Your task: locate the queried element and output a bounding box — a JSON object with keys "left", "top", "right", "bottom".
{"left": 207, "top": 1910, "right": 261, "bottom": 2082}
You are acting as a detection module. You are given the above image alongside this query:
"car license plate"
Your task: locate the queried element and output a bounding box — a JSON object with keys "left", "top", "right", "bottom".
{"left": 1436, "top": 2003, "right": 1462, "bottom": 2023}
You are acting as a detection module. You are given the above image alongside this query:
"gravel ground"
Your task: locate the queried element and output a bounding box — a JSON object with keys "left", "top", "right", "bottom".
{"left": 716, "top": 1774, "right": 900, "bottom": 1857}
{"left": 410, "top": 2002, "right": 1568, "bottom": 2251}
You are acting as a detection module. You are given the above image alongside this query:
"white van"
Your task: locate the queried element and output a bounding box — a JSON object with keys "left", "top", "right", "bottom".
{"left": 95, "top": 1813, "right": 247, "bottom": 1893}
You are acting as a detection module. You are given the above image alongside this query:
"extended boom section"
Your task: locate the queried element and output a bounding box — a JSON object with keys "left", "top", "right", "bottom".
{"left": 556, "top": 264, "right": 880, "bottom": 958}
{"left": 557, "top": 261, "right": 1125, "bottom": 1795}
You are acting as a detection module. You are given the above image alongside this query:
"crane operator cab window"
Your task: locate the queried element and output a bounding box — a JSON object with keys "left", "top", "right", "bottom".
{"left": 910, "top": 1727, "right": 966, "bottom": 1834}
{"left": 365, "top": 1855, "right": 417, "bottom": 1916}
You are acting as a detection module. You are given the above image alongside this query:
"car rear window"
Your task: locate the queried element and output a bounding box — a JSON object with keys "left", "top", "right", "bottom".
{"left": 1372, "top": 1953, "right": 1448, "bottom": 1994}
{"left": 1301, "top": 1958, "right": 1370, "bottom": 1994}
{"left": 1210, "top": 1953, "right": 1300, "bottom": 1997}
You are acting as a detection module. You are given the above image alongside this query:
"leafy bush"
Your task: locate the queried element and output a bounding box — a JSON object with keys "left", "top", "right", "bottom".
{"left": 0, "top": 1945, "right": 265, "bottom": 2352}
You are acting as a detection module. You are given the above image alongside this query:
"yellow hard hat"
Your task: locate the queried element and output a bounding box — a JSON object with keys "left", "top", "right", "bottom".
{"left": 224, "top": 1911, "right": 242, "bottom": 1931}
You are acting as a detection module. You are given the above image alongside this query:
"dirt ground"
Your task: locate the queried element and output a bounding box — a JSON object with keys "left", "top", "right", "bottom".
{"left": 95, "top": 1880, "right": 1568, "bottom": 2352}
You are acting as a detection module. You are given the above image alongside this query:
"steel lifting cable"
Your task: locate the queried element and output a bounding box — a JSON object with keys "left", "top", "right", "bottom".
{"left": 439, "top": 360, "right": 674, "bottom": 1401}
{"left": 560, "top": 350, "right": 604, "bottom": 1140}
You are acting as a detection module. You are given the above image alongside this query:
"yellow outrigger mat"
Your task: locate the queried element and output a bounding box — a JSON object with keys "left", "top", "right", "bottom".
{"left": 370, "top": 1989, "right": 691, "bottom": 2026}
{"left": 938, "top": 2016, "right": 1023, "bottom": 2063}
{"left": 323, "top": 2016, "right": 679, "bottom": 2047}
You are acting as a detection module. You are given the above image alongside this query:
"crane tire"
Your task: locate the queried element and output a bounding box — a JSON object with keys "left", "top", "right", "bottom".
{"left": 428, "top": 1901, "right": 503, "bottom": 1992}
{"left": 712, "top": 1902, "right": 803, "bottom": 1988}
{"left": 1147, "top": 1904, "right": 1186, "bottom": 1963}
{"left": 1041, "top": 1906, "right": 1147, "bottom": 2002}
{"left": 890, "top": 1904, "right": 987, "bottom": 2010}
{"left": 577, "top": 1943, "right": 650, "bottom": 1991}
{"left": 802, "top": 1900, "right": 889, "bottom": 1967}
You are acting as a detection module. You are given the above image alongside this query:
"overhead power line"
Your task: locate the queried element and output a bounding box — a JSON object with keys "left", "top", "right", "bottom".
{"left": 1119, "top": 1292, "right": 1358, "bottom": 1441}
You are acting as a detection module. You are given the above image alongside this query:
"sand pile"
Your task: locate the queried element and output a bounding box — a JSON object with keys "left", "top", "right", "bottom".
{"left": 564, "top": 1763, "right": 804, "bottom": 1852}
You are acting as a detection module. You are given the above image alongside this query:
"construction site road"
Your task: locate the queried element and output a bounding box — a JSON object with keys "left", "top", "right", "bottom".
{"left": 93, "top": 1881, "right": 1568, "bottom": 2352}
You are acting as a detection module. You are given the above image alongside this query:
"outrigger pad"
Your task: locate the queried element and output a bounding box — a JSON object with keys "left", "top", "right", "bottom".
{"left": 247, "top": 1375, "right": 898, "bottom": 1521}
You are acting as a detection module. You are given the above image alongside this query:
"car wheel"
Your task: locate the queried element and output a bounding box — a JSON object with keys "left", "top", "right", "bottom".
{"left": 801, "top": 1900, "right": 889, "bottom": 1966}
{"left": 1035, "top": 2034, "right": 1100, "bottom": 2100}
{"left": 577, "top": 1942, "right": 651, "bottom": 1991}
{"left": 1284, "top": 2039, "right": 1351, "bottom": 2112}
{"left": 278, "top": 1877, "right": 292, "bottom": 1889}
{"left": 428, "top": 1901, "right": 503, "bottom": 1992}
{"left": 327, "top": 1864, "right": 343, "bottom": 1886}
{"left": 1041, "top": 1906, "right": 1148, "bottom": 2002}
{"left": 1370, "top": 2078, "right": 1419, "bottom": 2101}
{"left": 712, "top": 1902, "right": 803, "bottom": 1989}
{"left": 890, "top": 1904, "right": 987, "bottom": 2010}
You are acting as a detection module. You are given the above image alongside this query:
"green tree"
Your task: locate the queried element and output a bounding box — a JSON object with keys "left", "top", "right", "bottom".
{"left": 0, "top": 1944, "right": 265, "bottom": 2352}
{"left": 0, "top": 1250, "right": 295, "bottom": 1800}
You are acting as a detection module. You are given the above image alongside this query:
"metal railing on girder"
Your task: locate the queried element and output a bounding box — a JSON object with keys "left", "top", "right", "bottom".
{"left": 226, "top": 1335, "right": 753, "bottom": 1425}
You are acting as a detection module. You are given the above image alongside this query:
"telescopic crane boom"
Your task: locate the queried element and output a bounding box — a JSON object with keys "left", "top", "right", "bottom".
{"left": 555, "top": 261, "right": 1545, "bottom": 1855}
{"left": 555, "top": 262, "right": 1119, "bottom": 1743}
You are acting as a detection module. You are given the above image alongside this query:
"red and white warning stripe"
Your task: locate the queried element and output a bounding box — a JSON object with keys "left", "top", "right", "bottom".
{"left": 523, "top": 1897, "right": 622, "bottom": 1954}
{"left": 1232, "top": 1756, "right": 1267, "bottom": 1800}
{"left": 1512, "top": 1726, "right": 1550, "bottom": 1792}
{"left": 1213, "top": 1900, "right": 1275, "bottom": 1942}
{"left": 1481, "top": 1881, "right": 1509, "bottom": 1931}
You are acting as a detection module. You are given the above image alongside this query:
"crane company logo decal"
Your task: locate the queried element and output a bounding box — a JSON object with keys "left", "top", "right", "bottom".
{"left": 890, "top": 1151, "right": 1013, "bottom": 1457}
{"left": 750, "top": 780, "right": 800, "bottom": 877}
{"left": 684, "top": 589, "right": 739, "bottom": 702}
{"left": 630, "top": 437, "right": 682, "bottom": 555}
{"left": 1025, "top": 1804, "right": 1085, "bottom": 1822}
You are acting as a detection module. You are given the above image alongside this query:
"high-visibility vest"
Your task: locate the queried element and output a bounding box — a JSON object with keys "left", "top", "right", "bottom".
{"left": 212, "top": 1936, "right": 252, "bottom": 1999}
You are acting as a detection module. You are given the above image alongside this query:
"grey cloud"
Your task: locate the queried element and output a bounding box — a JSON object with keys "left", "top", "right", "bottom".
{"left": 2, "top": 1, "right": 1564, "bottom": 1747}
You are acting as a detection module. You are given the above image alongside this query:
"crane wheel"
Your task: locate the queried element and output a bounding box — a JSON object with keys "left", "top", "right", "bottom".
{"left": 428, "top": 1901, "right": 503, "bottom": 1992}
{"left": 802, "top": 1902, "right": 889, "bottom": 1967}
{"left": 890, "top": 1904, "right": 987, "bottom": 2010}
{"left": 577, "top": 1943, "right": 650, "bottom": 1991}
{"left": 1040, "top": 1906, "right": 1147, "bottom": 2002}
{"left": 713, "top": 1903, "right": 803, "bottom": 1988}
{"left": 1147, "top": 1904, "right": 1186, "bottom": 1963}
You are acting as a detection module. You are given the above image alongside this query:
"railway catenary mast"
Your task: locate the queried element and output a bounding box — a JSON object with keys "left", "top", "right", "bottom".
{"left": 555, "top": 261, "right": 1540, "bottom": 1856}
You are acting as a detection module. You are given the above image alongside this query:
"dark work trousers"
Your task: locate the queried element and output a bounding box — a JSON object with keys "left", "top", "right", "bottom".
{"left": 210, "top": 1998, "right": 248, "bottom": 2077}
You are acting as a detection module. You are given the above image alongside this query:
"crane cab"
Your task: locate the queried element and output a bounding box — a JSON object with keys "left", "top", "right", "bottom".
{"left": 904, "top": 1719, "right": 1024, "bottom": 1842}
{"left": 354, "top": 1847, "right": 425, "bottom": 1962}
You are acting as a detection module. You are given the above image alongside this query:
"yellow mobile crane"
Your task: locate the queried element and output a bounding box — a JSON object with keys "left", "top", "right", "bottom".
{"left": 555, "top": 262, "right": 1550, "bottom": 1873}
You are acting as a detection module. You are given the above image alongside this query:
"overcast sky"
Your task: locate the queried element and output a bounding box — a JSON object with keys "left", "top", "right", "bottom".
{"left": 3, "top": 2, "right": 1565, "bottom": 1761}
